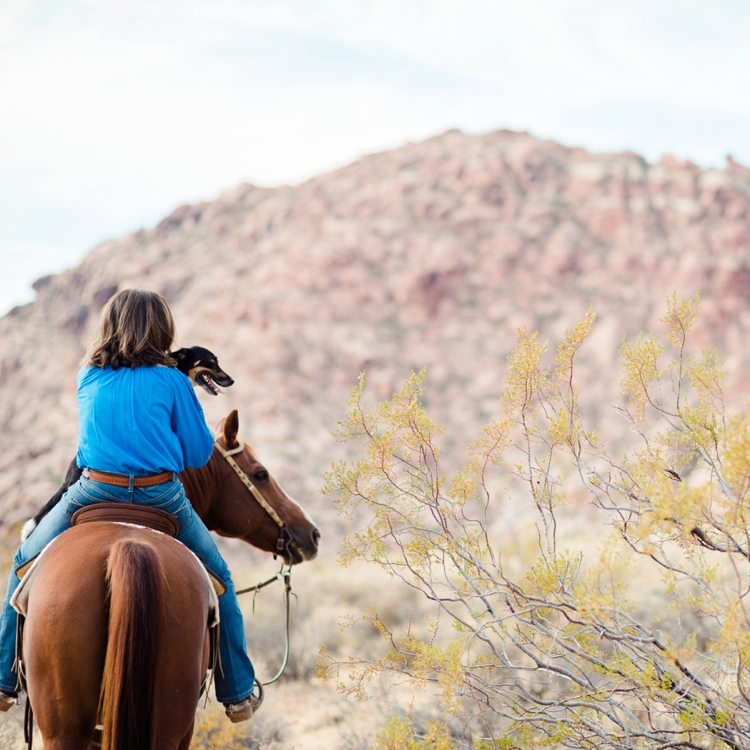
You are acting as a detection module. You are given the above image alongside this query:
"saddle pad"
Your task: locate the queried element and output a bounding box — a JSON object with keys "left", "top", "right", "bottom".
{"left": 11, "top": 539, "right": 58, "bottom": 615}
{"left": 71, "top": 502, "right": 180, "bottom": 537}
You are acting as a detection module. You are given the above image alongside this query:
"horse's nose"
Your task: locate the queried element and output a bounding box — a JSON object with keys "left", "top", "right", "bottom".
{"left": 311, "top": 528, "right": 321, "bottom": 549}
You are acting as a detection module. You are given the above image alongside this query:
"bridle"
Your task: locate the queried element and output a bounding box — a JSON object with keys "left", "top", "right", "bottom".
{"left": 214, "top": 440, "right": 298, "bottom": 561}
{"left": 213, "top": 439, "right": 296, "bottom": 686}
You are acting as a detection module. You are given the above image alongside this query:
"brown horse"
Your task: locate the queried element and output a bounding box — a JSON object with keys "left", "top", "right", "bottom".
{"left": 17, "top": 409, "right": 319, "bottom": 750}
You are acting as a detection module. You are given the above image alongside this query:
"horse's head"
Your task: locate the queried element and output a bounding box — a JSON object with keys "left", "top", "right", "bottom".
{"left": 195, "top": 409, "right": 320, "bottom": 565}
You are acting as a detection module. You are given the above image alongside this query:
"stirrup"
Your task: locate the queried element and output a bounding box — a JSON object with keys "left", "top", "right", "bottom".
{"left": 224, "top": 680, "right": 263, "bottom": 723}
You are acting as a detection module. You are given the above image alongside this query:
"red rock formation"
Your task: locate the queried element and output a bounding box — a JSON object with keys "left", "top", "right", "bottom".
{"left": 2, "top": 129, "right": 750, "bottom": 532}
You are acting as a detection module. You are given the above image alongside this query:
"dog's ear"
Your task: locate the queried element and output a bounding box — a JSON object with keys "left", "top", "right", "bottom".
{"left": 216, "top": 409, "right": 240, "bottom": 448}
{"left": 171, "top": 348, "right": 189, "bottom": 363}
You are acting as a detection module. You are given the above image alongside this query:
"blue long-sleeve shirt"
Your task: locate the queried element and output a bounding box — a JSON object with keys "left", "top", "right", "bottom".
{"left": 75, "top": 364, "right": 214, "bottom": 475}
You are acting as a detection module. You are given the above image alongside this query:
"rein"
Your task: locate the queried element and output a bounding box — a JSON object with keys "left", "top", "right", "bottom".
{"left": 214, "top": 440, "right": 296, "bottom": 685}
{"left": 236, "top": 564, "right": 294, "bottom": 686}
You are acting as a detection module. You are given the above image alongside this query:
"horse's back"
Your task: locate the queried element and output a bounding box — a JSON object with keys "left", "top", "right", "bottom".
{"left": 24, "top": 522, "right": 212, "bottom": 750}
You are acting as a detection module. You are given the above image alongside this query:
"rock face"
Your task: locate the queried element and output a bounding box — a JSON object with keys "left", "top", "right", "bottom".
{"left": 2, "top": 129, "right": 750, "bottom": 533}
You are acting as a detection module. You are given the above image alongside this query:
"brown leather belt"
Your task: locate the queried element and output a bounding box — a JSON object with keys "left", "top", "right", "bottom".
{"left": 84, "top": 469, "right": 174, "bottom": 487}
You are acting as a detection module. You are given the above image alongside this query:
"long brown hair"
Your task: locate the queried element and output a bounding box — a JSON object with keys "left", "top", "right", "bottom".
{"left": 86, "top": 289, "right": 176, "bottom": 369}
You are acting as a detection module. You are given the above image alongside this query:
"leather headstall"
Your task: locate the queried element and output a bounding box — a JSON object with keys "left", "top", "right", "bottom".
{"left": 214, "top": 441, "right": 296, "bottom": 558}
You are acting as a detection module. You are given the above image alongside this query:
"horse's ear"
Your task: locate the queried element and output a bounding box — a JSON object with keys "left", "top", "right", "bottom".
{"left": 223, "top": 409, "right": 240, "bottom": 448}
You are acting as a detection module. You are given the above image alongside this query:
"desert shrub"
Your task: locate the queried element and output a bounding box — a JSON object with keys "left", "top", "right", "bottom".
{"left": 321, "top": 294, "right": 750, "bottom": 750}
{"left": 372, "top": 716, "right": 463, "bottom": 750}
{"left": 191, "top": 700, "right": 286, "bottom": 750}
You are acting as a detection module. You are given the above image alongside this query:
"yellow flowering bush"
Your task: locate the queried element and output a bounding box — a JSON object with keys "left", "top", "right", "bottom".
{"left": 321, "top": 294, "right": 750, "bottom": 750}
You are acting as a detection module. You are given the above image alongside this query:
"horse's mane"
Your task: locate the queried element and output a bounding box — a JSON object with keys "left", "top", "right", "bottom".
{"left": 176, "top": 449, "right": 223, "bottom": 513}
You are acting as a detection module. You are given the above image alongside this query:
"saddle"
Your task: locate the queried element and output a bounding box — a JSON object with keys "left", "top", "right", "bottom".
{"left": 71, "top": 502, "right": 180, "bottom": 537}
{"left": 13, "top": 502, "right": 226, "bottom": 609}
{"left": 13, "top": 503, "right": 178, "bottom": 581}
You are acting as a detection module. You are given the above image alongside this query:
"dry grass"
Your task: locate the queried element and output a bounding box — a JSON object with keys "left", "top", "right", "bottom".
{"left": 192, "top": 700, "right": 287, "bottom": 750}
{"left": 238, "top": 556, "right": 433, "bottom": 683}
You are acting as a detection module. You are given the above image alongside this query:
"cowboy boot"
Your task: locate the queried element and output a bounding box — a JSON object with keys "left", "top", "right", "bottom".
{"left": 224, "top": 681, "right": 263, "bottom": 723}
{"left": 0, "top": 690, "right": 17, "bottom": 711}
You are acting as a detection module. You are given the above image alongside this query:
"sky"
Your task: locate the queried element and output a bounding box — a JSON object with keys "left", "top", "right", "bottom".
{"left": 1, "top": 0, "right": 750, "bottom": 313}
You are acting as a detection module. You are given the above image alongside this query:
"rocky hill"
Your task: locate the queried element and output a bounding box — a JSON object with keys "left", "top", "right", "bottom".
{"left": 2, "top": 128, "right": 750, "bottom": 534}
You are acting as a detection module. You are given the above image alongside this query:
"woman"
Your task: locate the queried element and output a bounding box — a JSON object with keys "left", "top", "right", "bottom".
{"left": 0, "top": 289, "right": 258, "bottom": 722}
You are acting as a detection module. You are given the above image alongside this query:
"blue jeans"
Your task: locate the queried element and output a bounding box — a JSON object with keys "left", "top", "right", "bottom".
{"left": 0, "top": 476, "right": 255, "bottom": 703}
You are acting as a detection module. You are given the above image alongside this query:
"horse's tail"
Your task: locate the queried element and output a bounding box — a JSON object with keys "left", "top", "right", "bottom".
{"left": 100, "top": 538, "right": 165, "bottom": 750}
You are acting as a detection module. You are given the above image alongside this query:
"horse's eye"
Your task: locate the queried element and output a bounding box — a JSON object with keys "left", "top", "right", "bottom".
{"left": 254, "top": 470, "right": 269, "bottom": 482}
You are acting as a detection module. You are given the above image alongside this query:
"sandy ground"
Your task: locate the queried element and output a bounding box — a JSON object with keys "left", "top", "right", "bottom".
{"left": 0, "top": 679, "right": 408, "bottom": 750}
{"left": 195, "top": 679, "right": 396, "bottom": 750}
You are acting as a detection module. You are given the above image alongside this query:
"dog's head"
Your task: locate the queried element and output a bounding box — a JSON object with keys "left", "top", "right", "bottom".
{"left": 170, "top": 346, "right": 234, "bottom": 396}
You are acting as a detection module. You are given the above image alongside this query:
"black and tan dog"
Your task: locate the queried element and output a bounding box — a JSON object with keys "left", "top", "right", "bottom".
{"left": 21, "top": 346, "right": 234, "bottom": 541}
{"left": 171, "top": 346, "right": 234, "bottom": 395}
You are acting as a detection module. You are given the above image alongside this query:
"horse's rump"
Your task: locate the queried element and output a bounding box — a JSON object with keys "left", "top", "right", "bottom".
{"left": 22, "top": 523, "right": 212, "bottom": 750}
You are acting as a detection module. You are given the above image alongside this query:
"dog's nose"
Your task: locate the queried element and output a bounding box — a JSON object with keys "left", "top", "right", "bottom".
{"left": 226, "top": 377, "right": 235, "bottom": 386}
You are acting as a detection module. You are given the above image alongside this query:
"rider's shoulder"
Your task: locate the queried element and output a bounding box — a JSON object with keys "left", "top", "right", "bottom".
{"left": 150, "top": 364, "right": 191, "bottom": 390}
{"left": 152, "top": 364, "right": 183, "bottom": 377}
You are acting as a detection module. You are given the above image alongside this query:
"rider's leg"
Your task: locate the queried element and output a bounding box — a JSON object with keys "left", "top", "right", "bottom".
{"left": 0, "top": 483, "right": 83, "bottom": 694}
{"left": 126, "top": 478, "right": 257, "bottom": 705}
{"left": 175, "top": 518, "right": 256, "bottom": 704}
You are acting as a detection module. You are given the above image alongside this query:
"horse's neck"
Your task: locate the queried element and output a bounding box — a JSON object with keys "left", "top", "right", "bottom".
{"left": 180, "top": 455, "right": 220, "bottom": 524}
